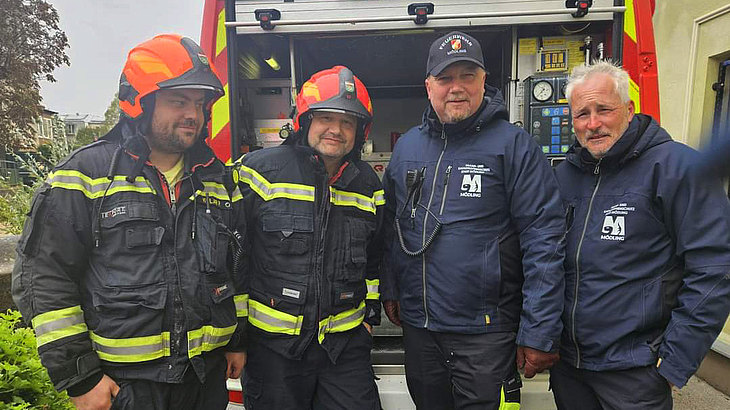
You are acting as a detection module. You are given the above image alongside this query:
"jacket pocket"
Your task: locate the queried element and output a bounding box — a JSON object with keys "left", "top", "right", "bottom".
{"left": 482, "top": 236, "right": 503, "bottom": 320}
{"left": 332, "top": 280, "right": 366, "bottom": 310}
{"left": 199, "top": 270, "right": 237, "bottom": 328}
{"left": 91, "top": 284, "right": 168, "bottom": 339}
{"left": 262, "top": 213, "right": 313, "bottom": 274}
{"left": 18, "top": 185, "right": 50, "bottom": 256}
{"left": 97, "top": 201, "right": 165, "bottom": 286}
{"left": 340, "top": 217, "right": 375, "bottom": 280}
{"left": 195, "top": 210, "right": 231, "bottom": 275}
{"left": 642, "top": 264, "right": 681, "bottom": 330}
{"left": 250, "top": 274, "right": 308, "bottom": 317}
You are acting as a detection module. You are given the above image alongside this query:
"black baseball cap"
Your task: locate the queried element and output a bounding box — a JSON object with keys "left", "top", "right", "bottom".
{"left": 426, "top": 31, "right": 485, "bottom": 77}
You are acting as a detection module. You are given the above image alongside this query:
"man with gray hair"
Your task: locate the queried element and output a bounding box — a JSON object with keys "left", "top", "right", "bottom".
{"left": 552, "top": 60, "right": 730, "bottom": 409}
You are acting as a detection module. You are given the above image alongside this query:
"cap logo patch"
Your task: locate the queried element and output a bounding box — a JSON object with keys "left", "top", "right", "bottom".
{"left": 345, "top": 81, "right": 355, "bottom": 93}
{"left": 197, "top": 53, "right": 209, "bottom": 66}
{"left": 439, "top": 34, "right": 473, "bottom": 56}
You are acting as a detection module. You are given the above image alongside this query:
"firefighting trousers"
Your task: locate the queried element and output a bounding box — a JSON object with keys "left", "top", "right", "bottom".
{"left": 243, "top": 324, "right": 381, "bottom": 410}
{"left": 110, "top": 351, "right": 229, "bottom": 410}
{"left": 402, "top": 323, "right": 521, "bottom": 410}
{"left": 549, "top": 360, "right": 672, "bottom": 410}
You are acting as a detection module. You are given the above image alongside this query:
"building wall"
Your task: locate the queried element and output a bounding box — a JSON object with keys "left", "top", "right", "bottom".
{"left": 654, "top": 1, "right": 730, "bottom": 147}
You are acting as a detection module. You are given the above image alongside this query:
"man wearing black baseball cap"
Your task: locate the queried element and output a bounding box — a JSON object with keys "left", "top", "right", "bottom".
{"left": 381, "top": 31, "right": 566, "bottom": 409}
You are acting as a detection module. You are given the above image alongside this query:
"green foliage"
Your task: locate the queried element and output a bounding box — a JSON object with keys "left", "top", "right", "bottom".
{"left": 0, "top": 178, "right": 33, "bottom": 235}
{"left": 0, "top": 0, "right": 70, "bottom": 149}
{"left": 0, "top": 310, "right": 74, "bottom": 409}
{"left": 72, "top": 127, "right": 101, "bottom": 149}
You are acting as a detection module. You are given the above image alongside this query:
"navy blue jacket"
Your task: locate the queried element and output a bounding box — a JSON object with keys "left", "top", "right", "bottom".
{"left": 382, "top": 86, "right": 566, "bottom": 352}
{"left": 556, "top": 114, "right": 730, "bottom": 387}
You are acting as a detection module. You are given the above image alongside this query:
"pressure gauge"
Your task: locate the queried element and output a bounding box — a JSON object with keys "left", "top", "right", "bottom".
{"left": 532, "top": 80, "right": 554, "bottom": 102}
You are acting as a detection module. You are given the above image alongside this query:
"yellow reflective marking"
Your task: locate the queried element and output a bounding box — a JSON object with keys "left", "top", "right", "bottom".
{"left": 629, "top": 78, "right": 641, "bottom": 113}
{"left": 132, "top": 55, "right": 173, "bottom": 77}
{"left": 240, "top": 165, "right": 315, "bottom": 202}
{"left": 32, "top": 305, "right": 82, "bottom": 328}
{"left": 302, "top": 82, "right": 320, "bottom": 100}
{"left": 211, "top": 83, "right": 230, "bottom": 139}
{"left": 624, "top": 0, "right": 637, "bottom": 43}
{"left": 216, "top": 8, "right": 227, "bottom": 58}
{"left": 36, "top": 323, "right": 88, "bottom": 347}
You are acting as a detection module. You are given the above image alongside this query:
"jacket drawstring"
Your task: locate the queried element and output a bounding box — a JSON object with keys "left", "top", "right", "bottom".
{"left": 94, "top": 145, "right": 124, "bottom": 247}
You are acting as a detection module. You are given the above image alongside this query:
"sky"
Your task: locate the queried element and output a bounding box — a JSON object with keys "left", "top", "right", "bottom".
{"left": 40, "top": 0, "right": 206, "bottom": 117}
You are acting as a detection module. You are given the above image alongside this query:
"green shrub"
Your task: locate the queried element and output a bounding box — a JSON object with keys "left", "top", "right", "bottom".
{"left": 0, "top": 310, "right": 73, "bottom": 409}
{"left": 0, "top": 179, "right": 34, "bottom": 235}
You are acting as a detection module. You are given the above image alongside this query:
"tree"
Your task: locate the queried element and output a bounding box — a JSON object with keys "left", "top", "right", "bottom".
{"left": 103, "top": 93, "right": 120, "bottom": 130}
{"left": 0, "top": 0, "right": 69, "bottom": 148}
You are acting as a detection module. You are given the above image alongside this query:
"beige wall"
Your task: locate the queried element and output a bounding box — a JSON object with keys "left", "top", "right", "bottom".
{"left": 654, "top": 1, "right": 730, "bottom": 148}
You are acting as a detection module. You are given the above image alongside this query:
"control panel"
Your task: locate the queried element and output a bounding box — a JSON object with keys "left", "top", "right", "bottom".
{"left": 523, "top": 75, "right": 575, "bottom": 156}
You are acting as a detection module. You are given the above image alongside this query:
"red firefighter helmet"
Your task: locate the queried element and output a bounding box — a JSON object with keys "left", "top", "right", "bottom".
{"left": 118, "top": 34, "right": 224, "bottom": 119}
{"left": 293, "top": 66, "right": 373, "bottom": 140}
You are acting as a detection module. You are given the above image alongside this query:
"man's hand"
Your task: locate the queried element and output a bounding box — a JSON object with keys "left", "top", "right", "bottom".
{"left": 225, "top": 351, "right": 246, "bottom": 379}
{"left": 363, "top": 322, "right": 373, "bottom": 334}
{"left": 70, "top": 374, "right": 119, "bottom": 410}
{"left": 383, "top": 300, "right": 401, "bottom": 327}
{"left": 516, "top": 346, "right": 559, "bottom": 378}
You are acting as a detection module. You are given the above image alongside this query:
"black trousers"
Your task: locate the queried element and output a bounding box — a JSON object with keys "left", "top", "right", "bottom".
{"left": 550, "top": 359, "right": 672, "bottom": 410}
{"left": 402, "top": 323, "right": 520, "bottom": 410}
{"left": 110, "top": 352, "right": 229, "bottom": 410}
{"left": 243, "top": 325, "right": 381, "bottom": 410}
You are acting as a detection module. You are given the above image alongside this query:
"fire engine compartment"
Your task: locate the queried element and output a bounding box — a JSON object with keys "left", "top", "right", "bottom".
{"left": 230, "top": 21, "right": 612, "bottom": 162}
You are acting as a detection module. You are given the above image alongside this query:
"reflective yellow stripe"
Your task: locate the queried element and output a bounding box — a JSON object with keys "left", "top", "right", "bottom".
{"left": 212, "top": 83, "right": 230, "bottom": 139}
{"left": 624, "top": 0, "right": 637, "bottom": 43}
{"left": 366, "top": 279, "right": 380, "bottom": 300}
{"left": 318, "top": 300, "right": 366, "bottom": 343}
{"left": 629, "top": 77, "right": 641, "bottom": 113}
{"left": 188, "top": 324, "right": 237, "bottom": 358}
{"left": 47, "top": 170, "right": 155, "bottom": 199}
{"left": 32, "top": 306, "right": 88, "bottom": 347}
{"left": 329, "top": 187, "right": 382, "bottom": 215}
{"left": 238, "top": 165, "right": 315, "bottom": 202}
{"left": 499, "top": 385, "right": 520, "bottom": 410}
{"left": 89, "top": 331, "right": 170, "bottom": 363}
{"left": 234, "top": 294, "right": 249, "bottom": 318}
{"left": 248, "top": 299, "right": 304, "bottom": 335}
{"left": 190, "top": 181, "right": 233, "bottom": 202}
{"left": 230, "top": 185, "right": 243, "bottom": 203}
{"left": 215, "top": 8, "right": 227, "bottom": 58}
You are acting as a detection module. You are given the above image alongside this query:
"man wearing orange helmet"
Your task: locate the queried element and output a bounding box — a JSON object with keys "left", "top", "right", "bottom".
{"left": 235, "top": 66, "right": 383, "bottom": 409}
{"left": 12, "top": 34, "right": 247, "bottom": 409}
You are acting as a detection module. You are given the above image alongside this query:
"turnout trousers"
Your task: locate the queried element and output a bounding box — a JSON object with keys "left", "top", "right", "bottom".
{"left": 110, "top": 352, "right": 229, "bottom": 410}
{"left": 243, "top": 325, "right": 381, "bottom": 410}
{"left": 402, "top": 323, "right": 521, "bottom": 410}
{"left": 550, "top": 359, "right": 672, "bottom": 410}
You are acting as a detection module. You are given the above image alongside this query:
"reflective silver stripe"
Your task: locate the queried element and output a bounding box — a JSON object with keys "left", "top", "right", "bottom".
{"left": 373, "top": 190, "right": 385, "bottom": 205}
{"left": 248, "top": 300, "right": 303, "bottom": 334}
{"left": 92, "top": 340, "right": 170, "bottom": 356}
{"left": 33, "top": 314, "right": 85, "bottom": 337}
{"left": 329, "top": 187, "right": 378, "bottom": 214}
{"left": 188, "top": 333, "right": 231, "bottom": 350}
{"left": 47, "top": 172, "right": 154, "bottom": 198}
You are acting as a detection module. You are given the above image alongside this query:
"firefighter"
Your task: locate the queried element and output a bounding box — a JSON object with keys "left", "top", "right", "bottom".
{"left": 12, "top": 34, "right": 247, "bottom": 410}
{"left": 551, "top": 61, "right": 730, "bottom": 409}
{"left": 380, "top": 31, "right": 566, "bottom": 409}
{"left": 236, "top": 66, "right": 382, "bottom": 409}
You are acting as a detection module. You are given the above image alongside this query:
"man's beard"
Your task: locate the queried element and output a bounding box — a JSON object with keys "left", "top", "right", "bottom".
{"left": 147, "top": 119, "right": 199, "bottom": 154}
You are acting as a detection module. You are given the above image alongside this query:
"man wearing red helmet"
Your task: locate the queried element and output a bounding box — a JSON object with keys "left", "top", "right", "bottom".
{"left": 12, "top": 34, "right": 247, "bottom": 409}
{"left": 235, "top": 66, "right": 383, "bottom": 409}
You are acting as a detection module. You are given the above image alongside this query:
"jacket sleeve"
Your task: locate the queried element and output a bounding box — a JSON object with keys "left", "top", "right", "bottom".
{"left": 656, "top": 153, "right": 730, "bottom": 388}
{"left": 379, "top": 157, "right": 399, "bottom": 301}
{"left": 364, "top": 183, "right": 385, "bottom": 326}
{"left": 12, "top": 178, "right": 102, "bottom": 395}
{"left": 505, "top": 131, "right": 566, "bottom": 353}
{"left": 225, "top": 165, "right": 249, "bottom": 352}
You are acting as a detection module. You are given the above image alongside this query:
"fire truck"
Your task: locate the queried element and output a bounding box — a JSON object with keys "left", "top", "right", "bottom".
{"left": 200, "top": 1, "right": 660, "bottom": 408}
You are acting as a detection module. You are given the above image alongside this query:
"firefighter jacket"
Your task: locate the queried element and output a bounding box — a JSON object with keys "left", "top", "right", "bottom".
{"left": 381, "top": 86, "right": 566, "bottom": 353}
{"left": 236, "top": 142, "right": 383, "bottom": 363}
{"left": 12, "top": 121, "right": 248, "bottom": 394}
{"left": 555, "top": 114, "right": 730, "bottom": 388}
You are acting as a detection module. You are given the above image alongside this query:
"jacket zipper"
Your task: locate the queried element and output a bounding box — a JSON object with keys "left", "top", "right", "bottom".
{"left": 439, "top": 165, "right": 452, "bottom": 215}
{"left": 422, "top": 128, "right": 448, "bottom": 328}
{"left": 571, "top": 158, "right": 602, "bottom": 368}
{"left": 314, "top": 169, "right": 331, "bottom": 344}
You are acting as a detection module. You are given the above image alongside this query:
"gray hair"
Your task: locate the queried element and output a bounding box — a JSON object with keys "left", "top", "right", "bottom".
{"left": 565, "top": 61, "right": 630, "bottom": 103}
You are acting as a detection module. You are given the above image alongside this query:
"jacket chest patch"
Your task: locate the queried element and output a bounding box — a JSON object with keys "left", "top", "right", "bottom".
{"left": 101, "top": 205, "right": 127, "bottom": 220}
{"left": 600, "top": 203, "right": 635, "bottom": 242}
{"left": 458, "top": 164, "right": 491, "bottom": 198}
